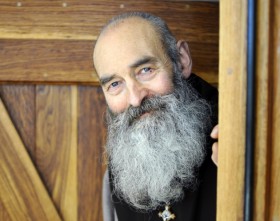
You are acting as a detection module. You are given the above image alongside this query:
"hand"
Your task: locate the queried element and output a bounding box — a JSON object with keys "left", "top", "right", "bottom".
{"left": 210, "top": 124, "right": 218, "bottom": 166}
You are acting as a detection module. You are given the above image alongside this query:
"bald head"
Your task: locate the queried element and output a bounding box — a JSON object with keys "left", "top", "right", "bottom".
{"left": 94, "top": 17, "right": 167, "bottom": 76}
{"left": 93, "top": 12, "right": 180, "bottom": 74}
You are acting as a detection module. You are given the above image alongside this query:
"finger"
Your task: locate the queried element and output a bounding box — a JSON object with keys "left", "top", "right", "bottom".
{"left": 211, "top": 142, "right": 218, "bottom": 166}
{"left": 210, "top": 124, "right": 219, "bottom": 139}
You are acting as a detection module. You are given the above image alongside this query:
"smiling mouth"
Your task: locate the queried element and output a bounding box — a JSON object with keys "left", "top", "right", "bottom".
{"left": 129, "top": 105, "right": 165, "bottom": 126}
{"left": 139, "top": 112, "right": 151, "bottom": 119}
{"left": 131, "top": 111, "right": 153, "bottom": 124}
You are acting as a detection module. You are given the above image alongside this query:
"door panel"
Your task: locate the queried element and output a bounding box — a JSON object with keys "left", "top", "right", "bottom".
{"left": 36, "top": 85, "right": 78, "bottom": 221}
{"left": 0, "top": 85, "right": 36, "bottom": 157}
{"left": 0, "top": 98, "right": 61, "bottom": 221}
{"left": 0, "top": 85, "right": 107, "bottom": 221}
{"left": 77, "top": 86, "right": 107, "bottom": 221}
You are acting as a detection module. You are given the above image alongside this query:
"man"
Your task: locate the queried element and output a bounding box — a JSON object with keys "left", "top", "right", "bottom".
{"left": 93, "top": 12, "right": 218, "bottom": 221}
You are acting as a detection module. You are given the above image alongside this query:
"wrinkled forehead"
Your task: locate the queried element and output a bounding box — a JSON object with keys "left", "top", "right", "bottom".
{"left": 93, "top": 17, "right": 165, "bottom": 74}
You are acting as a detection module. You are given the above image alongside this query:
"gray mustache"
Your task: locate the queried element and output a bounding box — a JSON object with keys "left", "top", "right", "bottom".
{"left": 125, "top": 97, "right": 167, "bottom": 125}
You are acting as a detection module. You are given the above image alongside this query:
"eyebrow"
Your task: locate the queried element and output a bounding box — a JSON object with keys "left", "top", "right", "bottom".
{"left": 129, "top": 56, "right": 158, "bottom": 69}
{"left": 99, "top": 56, "right": 158, "bottom": 86}
{"left": 99, "top": 74, "right": 117, "bottom": 86}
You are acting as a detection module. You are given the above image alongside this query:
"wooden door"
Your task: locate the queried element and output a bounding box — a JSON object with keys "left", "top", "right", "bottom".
{"left": 0, "top": 85, "right": 107, "bottom": 221}
{"left": 0, "top": 1, "right": 219, "bottom": 220}
{"left": 218, "top": 0, "right": 280, "bottom": 220}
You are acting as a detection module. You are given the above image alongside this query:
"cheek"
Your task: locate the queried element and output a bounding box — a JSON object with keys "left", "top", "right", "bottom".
{"left": 105, "top": 94, "right": 128, "bottom": 114}
{"left": 152, "top": 73, "right": 174, "bottom": 95}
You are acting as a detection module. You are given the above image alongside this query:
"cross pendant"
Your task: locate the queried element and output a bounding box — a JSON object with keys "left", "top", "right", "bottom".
{"left": 158, "top": 205, "right": 176, "bottom": 221}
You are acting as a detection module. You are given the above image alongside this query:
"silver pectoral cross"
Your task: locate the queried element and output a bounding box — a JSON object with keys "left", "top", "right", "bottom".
{"left": 158, "top": 205, "right": 176, "bottom": 221}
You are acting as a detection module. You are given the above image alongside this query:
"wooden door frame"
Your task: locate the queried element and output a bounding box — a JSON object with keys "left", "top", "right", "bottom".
{"left": 218, "top": 0, "right": 280, "bottom": 220}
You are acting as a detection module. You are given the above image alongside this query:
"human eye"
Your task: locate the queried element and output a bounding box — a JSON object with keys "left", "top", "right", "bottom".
{"left": 110, "top": 81, "right": 119, "bottom": 88}
{"left": 107, "top": 81, "right": 123, "bottom": 94}
{"left": 137, "top": 67, "right": 155, "bottom": 80}
{"left": 140, "top": 67, "right": 153, "bottom": 74}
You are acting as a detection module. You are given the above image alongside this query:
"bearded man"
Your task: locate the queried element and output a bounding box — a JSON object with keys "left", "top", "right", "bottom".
{"left": 93, "top": 12, "right": 219, "bottom": 221}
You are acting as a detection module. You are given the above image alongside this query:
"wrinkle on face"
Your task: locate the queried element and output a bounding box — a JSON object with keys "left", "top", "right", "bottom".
{"left": 93, "top": 17, "right": 175, "bottom": 113}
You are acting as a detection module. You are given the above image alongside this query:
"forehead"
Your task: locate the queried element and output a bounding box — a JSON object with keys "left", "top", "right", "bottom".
{"left": 93, "top": 17, "right": 166, "bottom": 75}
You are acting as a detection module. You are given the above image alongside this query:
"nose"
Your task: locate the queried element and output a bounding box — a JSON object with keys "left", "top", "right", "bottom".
{"left": 127, "top": 81, "right": 148, "bottom": 107}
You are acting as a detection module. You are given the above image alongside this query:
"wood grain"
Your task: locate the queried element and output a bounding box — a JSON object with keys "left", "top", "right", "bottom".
{"left": 0, "top": 1, "right": 218, "bottom": 85}
{"left": 35, "top": 85, "right": 78, "bottom": 221}
{"left": 269, "top": 0, "right": 280, "bottom": 218}
{"left": 0, "top": 85, "right": 36, "bottom": 159}
{"left": 253, "top": 0, "right": 272, "bottom": 220}
{"left": 77, "top": 86, "right": 107, "bottom": 221}
{"left": 217, "top": 0, "right": 247, "bottom": 220}
{"left": 0, "top": 200, "right": 12, "bottom": 221}
{"left": 0, "top": 39, "right": 217, "bottom": 85}
{"left": 0, "top": 1, "right": 218, "bottom": 41}
{"left": 0, "top": 40, "right": 98, "bottom": 84}
{"left": 0, "top": 97, "right": 61, "bottom": 221}
{"left": 254, "top": 0, "right": 280, "bottom": 220}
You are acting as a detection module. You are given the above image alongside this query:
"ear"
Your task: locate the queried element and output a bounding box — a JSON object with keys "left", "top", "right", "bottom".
{"left": 177, "top": 40, "right": 192, "bottom": 79}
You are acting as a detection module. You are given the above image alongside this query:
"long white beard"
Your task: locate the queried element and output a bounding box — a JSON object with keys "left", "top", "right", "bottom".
{"left": 105, "top": 80, "right": 211, "bottom": 211}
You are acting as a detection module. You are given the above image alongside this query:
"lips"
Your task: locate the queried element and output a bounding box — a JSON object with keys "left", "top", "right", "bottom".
{"left": 125, "top": 96, "right": 167, "bottom": 126}
{"left": 140, "top": 112, "right": 150, "bottom": 118}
